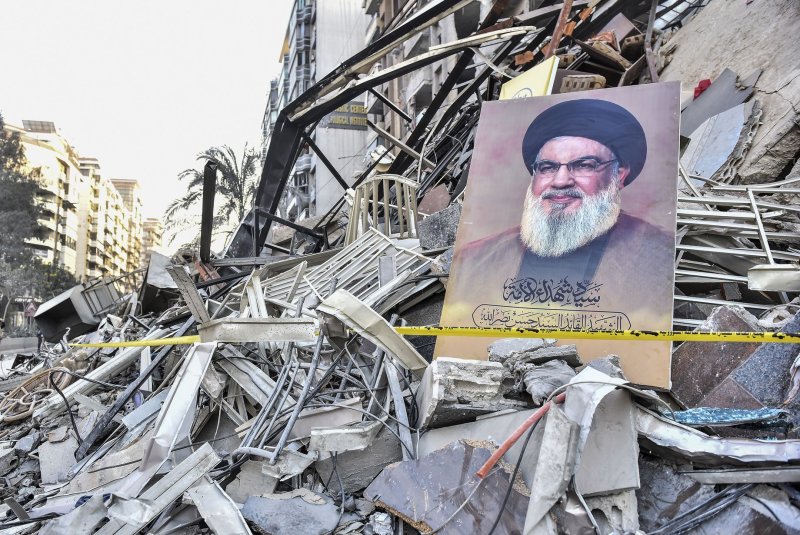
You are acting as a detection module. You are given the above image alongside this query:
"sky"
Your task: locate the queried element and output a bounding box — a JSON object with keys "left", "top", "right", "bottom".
{"left": 0, "top": 0, "right": 293, "bottom": 221}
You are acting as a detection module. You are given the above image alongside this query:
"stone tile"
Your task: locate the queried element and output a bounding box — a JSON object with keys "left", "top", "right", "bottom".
{"left": 700, "top": 377, "right": 764, "bottom": 410}
{"left": 364, "top": 439, "right": 529, "bottom": 535}
{"left": 671, "top": 306, "right": 762, "bottom": 407}
{"left": 732, "top": 311, "right": 800, "bottom": 407}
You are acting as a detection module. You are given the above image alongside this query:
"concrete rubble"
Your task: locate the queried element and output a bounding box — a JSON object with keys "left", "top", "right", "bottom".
{"left": 0, "top": 0, "right": 798, "bottom": 533}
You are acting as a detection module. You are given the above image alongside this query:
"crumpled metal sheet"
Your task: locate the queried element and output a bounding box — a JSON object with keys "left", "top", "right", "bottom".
{"left": 185, "top": 477, "right": 253, "bottom": 535}
{"left": 637, "top": 406, "right": 800, "bottom": 465}
{"left": 38, "top": 494, "right": 107, "bottom": 535}
{"left": 316, "top": 289, "right": 428, "bottom": 378}
{"left": 115, "top": 342, "right": 216, "bottom": 499}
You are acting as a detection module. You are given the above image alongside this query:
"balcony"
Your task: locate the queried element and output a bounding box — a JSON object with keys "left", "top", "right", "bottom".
{"left": 364, "top": 0, "right": 379, "bottom": 16}
{"left": 296, "top": 4, "right": 313, "bottom": 23}
{"left": 295, "top": 33, "right": 311, "bottom": 51}
{"left": 295, "top": 65, "right": 312, "bottom": 83}
{"left": 403, "top": 29, "right": 430, "bottom": 59}
{"left": 405, "top": 65, "right": 433, "bottom": 108}
{"left": 295, "top": 154, "right": 314, "bottom": 173}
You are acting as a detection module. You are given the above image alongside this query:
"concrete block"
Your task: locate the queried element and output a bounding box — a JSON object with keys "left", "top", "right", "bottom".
{"left": 224, "top": 460, "right": 278, "bottom": 504}
{"left": 241, "top": 491, "right": 340, "bottom": 535}
{"left": 14, "top": 431, "right": 40, "bottom": 455}
{"left": 0, "top": 446, "right": 18, "bottom": 476}
{"left": 38, "top": 435, "right": 78, "bottom": 484}
{"left": 584, "top": 490, "right": 639, "bottom": 534}
{"left": 522, "top": 360, "right": 576, "bottom": 404}
{"left": 415, "top": 357, "right": 525, "bottom": 429}
{"left": 488, "top": 338, "right": 555, "bottom": 363}
{"left": 315, "top": 425, "right": 402, "bottom": 494}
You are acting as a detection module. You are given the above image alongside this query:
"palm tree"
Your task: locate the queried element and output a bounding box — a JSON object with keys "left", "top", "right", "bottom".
{"left": 164, "top": 145, "right": 260, "bottom": 244}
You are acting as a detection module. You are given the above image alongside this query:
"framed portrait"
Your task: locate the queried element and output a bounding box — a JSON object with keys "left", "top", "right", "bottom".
{"left": 436, "top": 82, "right": 680, "bottom": 388}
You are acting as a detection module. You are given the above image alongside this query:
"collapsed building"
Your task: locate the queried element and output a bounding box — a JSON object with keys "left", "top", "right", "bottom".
{"left": 0, "top": 0, "right": 799, "bottom": 533}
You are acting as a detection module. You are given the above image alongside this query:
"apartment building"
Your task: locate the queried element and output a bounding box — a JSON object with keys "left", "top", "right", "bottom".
{"left": 110, "top": 179, "right": 144, "bottom": 274}
{"left": 141, "top": 217, "right": 163, "bottom": 267}
{"left": 260, "top": 0, "right": 370, "bottom": 220}
{"left": 77, "top": 161, "right": 143, "bottom": 282}
{"left": 8, "top": 121, "right": 87, "bottom": 275}
{"left": 3, "top": 120, "right": 145, "bottom": 284}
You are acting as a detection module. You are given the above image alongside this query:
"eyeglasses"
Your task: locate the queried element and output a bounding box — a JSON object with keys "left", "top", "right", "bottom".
{"left": 532, "top": 157, "right": 618, "bottom": 178}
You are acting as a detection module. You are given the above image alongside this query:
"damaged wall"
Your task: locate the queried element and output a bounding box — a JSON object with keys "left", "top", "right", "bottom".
{"left": 660, "top": 0, "right": 800, "bottom": 183}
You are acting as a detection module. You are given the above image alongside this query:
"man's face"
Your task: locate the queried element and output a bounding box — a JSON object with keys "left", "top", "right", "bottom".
{"left": 520, "top": 136, "right": 631, "bottom": 257}
{"left": 531, "top": 136, "right": 629, "bottom": 215}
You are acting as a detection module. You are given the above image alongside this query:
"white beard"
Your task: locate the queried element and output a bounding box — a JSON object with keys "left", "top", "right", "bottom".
{"left": 520, "top": 181, "right": 621, "bottom": 258}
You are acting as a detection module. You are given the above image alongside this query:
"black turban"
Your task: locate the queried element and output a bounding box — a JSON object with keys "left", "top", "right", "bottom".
{"left": 521, "top": 99, "right": 647, "bottom": 185}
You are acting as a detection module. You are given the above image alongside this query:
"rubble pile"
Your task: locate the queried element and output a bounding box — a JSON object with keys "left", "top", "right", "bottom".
{"left": 0, "top": 0, "right": 798, "bottom": 533}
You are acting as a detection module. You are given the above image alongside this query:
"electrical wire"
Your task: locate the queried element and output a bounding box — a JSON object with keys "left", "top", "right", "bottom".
{"left": 323, "top": 453, "right": 347, "bottom": 535}
{"left": 49, "top": 372, "right": 82, "bottom": 442}
{"left": 486, "top": 415, "right": 539, "bottom": 535}
{"left": 51, "top": 368, "right": 128, "bottom": 390}
{"left": 744, "top": 494, "right": 782, "bottom": 524}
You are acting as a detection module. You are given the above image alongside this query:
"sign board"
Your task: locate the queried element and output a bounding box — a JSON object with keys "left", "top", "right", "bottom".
{"left": 24, "top": 302, "right": 38, "bottom": 318}
{"left": 322, "top": 102, "right": 368, "bottom": 130}
{"left": 436, "top": 82, "right": 680, "bottom": 388}
{"left": 499, "top": 56, "right": 559, "bottom": 100}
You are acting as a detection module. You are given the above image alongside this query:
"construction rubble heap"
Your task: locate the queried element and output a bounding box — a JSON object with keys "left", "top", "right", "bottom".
{"left": 1, "top": 0, "right": 800, "bottom": 533}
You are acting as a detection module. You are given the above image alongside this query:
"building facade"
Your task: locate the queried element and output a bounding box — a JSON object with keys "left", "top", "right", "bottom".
{"left": 363, "top": 0, "right": 490, "bottom": 155}
{"left": 4, "top": 120, "right": 145, "bottom": 284}
{"left": 110, "top": 179, "right": 144, "bottom": 275}
{"left": 8, "top": 121, "right": 87, "bottom": 275}
{"left": 141, "top": 217, "right": 163, "bottom": 268}
{"left": 260, "top": 0, "right": 370, "bottom": 220}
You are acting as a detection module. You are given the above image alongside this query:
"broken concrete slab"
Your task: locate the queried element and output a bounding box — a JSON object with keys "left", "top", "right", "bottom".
{"left": 418, "top": 408, "right": 544, "bottom": 488}
{"left": 521, "top": 359, "right": 576, "bottom": 405}
{"left": 308, "top": 420, "right": 382, "bottom": 454}
{"left": 418, "top": 202, "right": 461, "bottom": 250}
{"left": 515, "top": 344, "right": 581, "bottom": 368}
{"left": 315, "top": 425, "right": 402, "bottom": 494}
{"left": 38, "top": 435, "right": 77, "bottom": 484}
{"left": 364, "top": 439, "right": 529, "bottom": 535}
{"left": 223, "top": 460, "right": 278, "bottom": 504}
{"left": 584, "top": 490, "right": 639, "bottom": 534}
{"left": 241, "top": 491, "right": 340, "bottom": 535}
{"left": 0, "top": 445, "right": 17, "bottom": 476}
{"left": 416, "top": 356, "right": 525, "bottom": 429}
{"left": 488, "top": 337, "right": 556, "bottom": 363}
{"left": 523, "top": 406, "right": 579, "bottom": 534}
{"left": 574, "top": 388, "right": 639, "bottom": 497}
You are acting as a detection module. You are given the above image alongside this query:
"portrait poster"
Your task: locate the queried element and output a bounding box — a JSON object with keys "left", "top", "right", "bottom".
{"left": 436, "top": 82, "right": 679, "bottom": 388}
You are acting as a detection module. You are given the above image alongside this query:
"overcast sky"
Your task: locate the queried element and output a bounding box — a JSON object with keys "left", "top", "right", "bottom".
{"left": 0, "top": 0, "right": 292, "bottom": 220}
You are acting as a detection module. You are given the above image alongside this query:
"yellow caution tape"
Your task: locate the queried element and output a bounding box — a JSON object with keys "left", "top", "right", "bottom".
{"left": 394, "top": 326, "right": 800, "bottom": 343}
{"left": 69, "top": 327, "right": 800, "bottom": 348}
{"left": 72, "top": 335, "right": 201, "bottom": 348}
